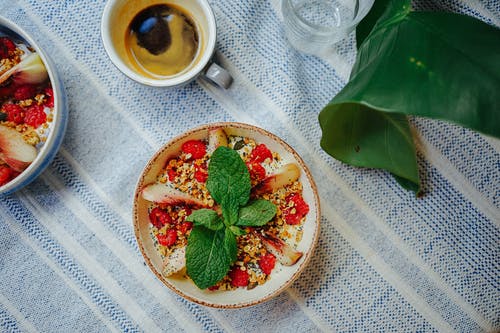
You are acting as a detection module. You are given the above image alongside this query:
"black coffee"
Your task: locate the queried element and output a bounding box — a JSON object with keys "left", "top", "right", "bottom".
{"left": 125, "top": 4, "right": 199, "bottom": 77}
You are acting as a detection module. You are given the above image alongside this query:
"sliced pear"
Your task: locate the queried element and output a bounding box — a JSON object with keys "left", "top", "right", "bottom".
{"left": 207, "top": 127, "right": 228, "bottom": 154}
{"left": 0, "top": 125, "right": 37, "bottom": 172}
{"left": 162, "top": 246, "right": 186, "bottom": 276}
{"left": 0, "top": 53, "right": 48, "bottom": 85}
{"left": 142, "top": 183, "right": 207, "bottom": 207}
{"left": 254, "top": 231, "right": 303, "bottom": 266}
{"left": 253, "top": 163, "right": 300, "bottom": 195}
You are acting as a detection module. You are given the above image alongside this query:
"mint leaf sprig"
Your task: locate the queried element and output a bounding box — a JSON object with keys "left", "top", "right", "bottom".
{"left": 185, "top": 146, "right": 277, "bottom": 289}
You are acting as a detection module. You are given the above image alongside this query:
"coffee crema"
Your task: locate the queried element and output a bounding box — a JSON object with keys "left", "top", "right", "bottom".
{"left": 125, "top": 4, "right": 199, "bottom": 78}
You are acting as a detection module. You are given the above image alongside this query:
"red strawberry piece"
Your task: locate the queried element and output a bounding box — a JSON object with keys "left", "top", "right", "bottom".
{"left": 258, "top": 252, "right": 276, "bottom": 275}
{"left": 246, "top": 162, "right": 266, "bottom": 181}
{"left": 290, "top": 193, "right": 309, "bottom": 216}
{"left": 282, "top": 210, "right": 301, "bottom": 225}
{"left": 2, "top": 103, "right": 24, "bottom": 124}
{"left": 249, "top": 144, "right": 273, "bottom": 163}
{"left": 44, "top": 87, "right": 54, "bottom": 107}
{"left": 178, "top": 221, "right": 193, "bottom": 234}
{"left": 282, "top": 193, "right": 309, "bottom": 225}
{"left": 0, "top": 37, "right": 16, "bottom": 52}
{"left": 157, "top": 228, "right": 177, "bottom": 247}
{"left": 0, "top": 165, "right": 13, "bottom": 186}
{"left": 24, "top": 104, "right": 46, "bottom": 128}
{"left": 181, "top": 140, "right": 206, "bottom": 159}
{"left": 229, "top": 267, "right": 249, "bottom": 287}
{"left": 13, "top": 84, "right": 37, "bottom": 100}
{"left": 194, "top": 163, "right": 208, "bottom": 183}
{"left": 167, "top": 168, "right": 177, "bottom": 182}
{"left": 180, "top": 206, "right": 192, "bottom": 222}
{"left": 0, "top": 38, "right": 15, "bottom": 59}
{"left": 149, "top": 207, "right": 173, "bottom": 229}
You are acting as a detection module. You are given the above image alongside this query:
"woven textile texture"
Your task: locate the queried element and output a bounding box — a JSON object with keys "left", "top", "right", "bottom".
{"left": 0, "top": 0, "right": 499, "bottom": 332}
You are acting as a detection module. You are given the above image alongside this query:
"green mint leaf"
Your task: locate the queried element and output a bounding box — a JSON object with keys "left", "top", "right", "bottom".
{"left": 186, "top": 209, "right": 223, "bottom": 230}
{"left": 207, "top": 146, "right": 251, "bottom": 225}
{"left": 223, "top": 227, "right": 237, "bottom": 263}
{"left": 236, "top": 199, "right": 277, "bottom": 227}
{"left": 229, "top": 225, "right": 246, "bottom": 236}
{"left": 222, "top": 203, "right": 239, "bottom": 226}
{"left": 186, "top": 226, "right": 232, "bottom": 289}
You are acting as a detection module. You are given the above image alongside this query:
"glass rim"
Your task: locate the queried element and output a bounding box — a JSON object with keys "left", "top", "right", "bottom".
{"left": 283, "top": 0, "right": 374, "bottom": 33}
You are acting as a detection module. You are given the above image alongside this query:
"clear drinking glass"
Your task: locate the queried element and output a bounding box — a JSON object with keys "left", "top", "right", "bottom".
{"left": 282, "top": 0, "right": 374, "bottom": 56}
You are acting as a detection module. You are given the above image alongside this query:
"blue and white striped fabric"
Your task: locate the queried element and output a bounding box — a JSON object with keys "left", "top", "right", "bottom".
{"left": 1, "top": 0, "right": 499, "bottom": 332}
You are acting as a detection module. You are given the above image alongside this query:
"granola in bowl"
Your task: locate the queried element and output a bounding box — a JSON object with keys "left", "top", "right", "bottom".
{"left": 0, "top": 17, "right": 67, "bottom": 195}
{"left": 0, "top": 35, "right": 54, "bottom": 187}
{"left": 133, "top": 123, "right": 320, "bottom": 308}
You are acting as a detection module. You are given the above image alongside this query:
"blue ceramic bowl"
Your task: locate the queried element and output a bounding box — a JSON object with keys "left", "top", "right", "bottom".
{"left": 0, "top": 17, "right": 68, "bottom": 195}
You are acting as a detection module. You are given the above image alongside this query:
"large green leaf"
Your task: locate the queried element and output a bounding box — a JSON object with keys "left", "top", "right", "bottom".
{"left": 320, "top": 3, "right": 500, "bottom": 192}
{"left": 319, "top": 103, "right": 419, "bottom": 189}
{"left": 356, "top": 0, "right": 410, "bottom": 48}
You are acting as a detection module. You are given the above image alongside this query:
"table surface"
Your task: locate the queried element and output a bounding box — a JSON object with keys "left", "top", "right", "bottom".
{"left": 1, "top": 0, "right": 499, "bottom": 332}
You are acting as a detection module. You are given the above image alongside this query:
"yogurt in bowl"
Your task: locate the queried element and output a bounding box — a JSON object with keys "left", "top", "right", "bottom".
{"left": 0, "top": 17, "right": 68, "bottom": 195}
{"left": 133, "top": 122, "right": 320, "bottom": 308}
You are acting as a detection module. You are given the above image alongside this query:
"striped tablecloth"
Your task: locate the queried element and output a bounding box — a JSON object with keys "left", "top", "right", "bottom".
{"left": 1, "top": 0, "right": 499, "bottom": 332}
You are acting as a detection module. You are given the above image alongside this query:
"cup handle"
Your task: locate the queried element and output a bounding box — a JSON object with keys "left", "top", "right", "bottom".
{"left": 203, "top": 62, "right": 233, "bottom": 89}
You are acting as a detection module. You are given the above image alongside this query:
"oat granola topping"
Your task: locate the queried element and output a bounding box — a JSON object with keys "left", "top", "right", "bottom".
{"left": 0, "top": 37, "right": 53, "bottom": 186}
{"left": 145, "top": 130, "right": 310, "bottom": 291}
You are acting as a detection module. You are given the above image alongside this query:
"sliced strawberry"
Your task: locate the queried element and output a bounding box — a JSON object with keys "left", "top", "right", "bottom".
{"left": 24, "top": 104, "right": 46, "bottom": 128}
{"left": 167, "top": 168, "right": 177, "bottom": 182}
{"left": 247, "top": 162, "right": 266, "bottom": 182}
{"left": 0, "top": 37, "right": 15, "bottom": 59}
{"left": 249, "top": 144, "right": 273, "bottom": 163}
{"left": 0, "top": 38, "right": 16, "bottom": 52}
{"left": 181, "top": 140, "right": 206, "bottom": 159}
{"left": 157, "top": 228, "right": 177, "bottom": 247}
{"left": 13, "top": 84, "right": 37, "bottom": 100}
{"left": 229, "top": 267, "right": 249, "bottom": 287}
{"left": 282, "top": 193, "right": 309, "bottom": 225}
{"left": 180, "top": 206, "right": 192, "bottom": 220}
{"left": 43, "top": 87, "right": 54, "bottom": 107}
{"left": 258, "top": 252, "right": 276, "bottom": 275}
{"left": 178, "top": 221, "right": 193, "bottom": 234}
{"left": 149, "top": 207, "right": 173, "bottom": 229}
{"left": 288, "top": 193, "right": 309, "bottom": 216}
{"left": 282, "top": 210, "right": 301, "bottom": 225}
{"left": 194, "top": 163, "right": 208, "bottom": 183}
{"left": 2, "top": 103, "right": 24, "bottom": 124}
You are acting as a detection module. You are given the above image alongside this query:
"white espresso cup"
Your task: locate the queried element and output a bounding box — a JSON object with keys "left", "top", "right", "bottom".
{"left": 101, "top": 0, "right": 232, "bottom": 88}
